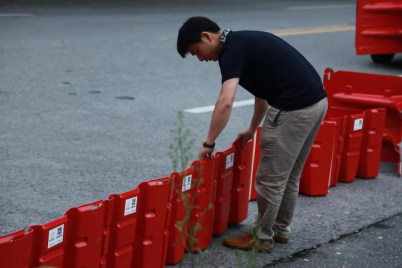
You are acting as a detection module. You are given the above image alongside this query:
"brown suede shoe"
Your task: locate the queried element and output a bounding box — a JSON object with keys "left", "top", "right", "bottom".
{"left": 223, "top": 232, "right": 273, "bottom": 252}
{"left": 223, "top": 232, "right": 253, "bottom": 244}
{"left": 273, "top": 234, "right": 289, "bottom": 244}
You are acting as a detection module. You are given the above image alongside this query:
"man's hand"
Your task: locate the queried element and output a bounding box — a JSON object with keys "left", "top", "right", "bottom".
{"left": 236, "top": 128, "right": 254, "bottom": 148}
{"left": 199, "top": 146, "right": 214, "bottom": 159}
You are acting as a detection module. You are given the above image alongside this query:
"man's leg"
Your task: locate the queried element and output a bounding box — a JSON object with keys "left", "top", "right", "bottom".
{"left": 273, "top": 99, "right": 328, "bottom": 240}
{"left": 274, "top": 98, "right": 328, "bottom": 240}
{"left": 254, "top": 98, "right": 328, "bottom": 246}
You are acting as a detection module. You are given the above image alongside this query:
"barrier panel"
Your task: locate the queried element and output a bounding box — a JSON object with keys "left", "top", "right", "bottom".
{"left": 213, "top": 146, "right": 235, "bottom": 235}
{"left": 327, "top": 116, "right": 347, "bottom": 187}
{"left": 64, "top": 200, "right": 109, "bottom": 268}
{"left": 229, "top": 139, "right": 253, "bottom": 224}
{"left": 29, "top": 216, "right": 68, "bottom": 267}
{"left": 188, "top": 158, "right": 216, "bottom": 251}
{"left": 327, "top": 109, "right": 365, "bottom": 183}
{"left": 134, "top": 177, "right": 171, "bottom": 268}
{"left": 0, "top": 229, "right": 33, "bottom": 268}
{"left": 358, "top": 108, "right": 387, "bottom": 178}
{"left": 107, "top": 188, "right": 140, "bottom": 268}
{"left": 166, "top": 167, "right": 195, "bottom": 264}
{"left": 299, "top": 121, "right": 337, "bottom": 196}
{"left": 249, "top": 126, "right": 262, "bottom": 201}
{"left": 356, "top": 0, "right": 402, "bottom": 62}
{"left": 324, "top": 68, "right": 402, "bottom": 176}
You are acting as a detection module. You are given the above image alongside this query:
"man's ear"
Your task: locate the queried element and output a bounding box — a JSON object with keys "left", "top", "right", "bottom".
{"left": 201, "top": 31, "right": 213, "bottom": 42}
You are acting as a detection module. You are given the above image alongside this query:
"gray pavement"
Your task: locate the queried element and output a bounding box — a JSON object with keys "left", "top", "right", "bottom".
{"left": 269, "top": 213, "right": 402, "bottom": 268}
{"left": 1, "top": 0, "right": 401, "bottom": 267}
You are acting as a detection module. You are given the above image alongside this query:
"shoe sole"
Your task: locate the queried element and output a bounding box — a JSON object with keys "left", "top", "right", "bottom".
{"left": 274, "top": 236, "right": 289, "bottom": 244}
{"left": 223, "top": 241, "right": 273, "bottom": 253}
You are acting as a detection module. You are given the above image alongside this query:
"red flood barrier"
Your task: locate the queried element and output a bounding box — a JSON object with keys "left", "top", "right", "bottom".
{"left": 166, "top": 166, "right": 195, "bottom": 265}
{"left": 64, "top": 200, "right": 109, "bottom": 268}
{"left": 355, "top": 0, "right": 402, "bottom": 63}
{"left": 327, "top": 108, "right": 366, "bottom": 183}
{"left": 328, "top": 116, "right": 347, "bottom": 187}
{"left": 188, "top": 158, "right": 216, "bottom": 251}
{"left": 213, "top": 146, "right": 235, "bottom": 235}
{"left": 358, "top": 108, "right": 387, "bottom": 178}
{"left": 229, "top": 139, "right": 253, "bottom": 224}
{"left": 324, "top": 68, "right": 402, "bottom": 176}
{"left": 29, "top": 216, "right": 68, "bottom": 267}
{"left": 107, "top": 188, "right": 140, "bottom": 268}
{"left": 249, "top": 126, "right": 262, "bottom": 201}
{"left": 299, "top": 121, "right": 337, "bottom": 196}
{"left": 134, "top": 177, "right": 171, "bottom": 268}
{"left": 0, "top": 229, "right": 33, "bottom": 268}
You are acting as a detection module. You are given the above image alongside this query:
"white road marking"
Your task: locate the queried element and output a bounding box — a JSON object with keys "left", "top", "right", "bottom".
{"left": 0, "top": 13, "right": 34, "bottom": 17}
{"left": 184, "top": 98, "right": 254, "bottom": 114}
{"left": 288, "top": 4, "right": 355, "bottom": 10}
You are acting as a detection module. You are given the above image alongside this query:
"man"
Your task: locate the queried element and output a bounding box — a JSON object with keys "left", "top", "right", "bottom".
{"left": 177, "top": 17, "right": 327, "bottom": 252}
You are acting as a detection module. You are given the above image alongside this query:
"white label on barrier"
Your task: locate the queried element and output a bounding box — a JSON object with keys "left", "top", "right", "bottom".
{"left": 354, "top": 118, "right": 363, "bottom": 131}
{"left": 182, "top": 175, "right": 192, "bottom": 192}
{"left": 226, "top": 153, "right": 234, "bottom": 169}
{"left": 124, "top": 197, "right": 137, "bottom": 216}
{"left": 48, "top": 224, "right": 64, "bottom": 249}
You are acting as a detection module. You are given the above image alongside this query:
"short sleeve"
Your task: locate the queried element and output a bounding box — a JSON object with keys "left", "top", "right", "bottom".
{"left": 219, "top": 48, "right": 244, "bottom": 84}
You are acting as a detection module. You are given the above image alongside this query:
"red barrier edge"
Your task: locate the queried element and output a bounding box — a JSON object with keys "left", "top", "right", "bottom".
{"left": 249, "top": 126, "right": 262, "bottom": 201}
{"left": 357, "top": 108, "right": 387, "bottom": 178}
{"left": 107, "top": 187, "right": 140, "bottom": 268}
{"left": 213, "top": 146, "right": 235, "bottom": 235}
{"left": 166, "top": 167, "right": 195, "bottom": 265}
{"left": 0, "top": 229, "right": 33, "bottom": 268}
{"left": 134, "top": 177, "right": 172, "bottom": 268}
{"left": 29, "top": 216, "right": 68, "bottom": 267}
{"left": 229, "top": 139, "right": 253, "bottom": 224}
{"left": 188, "top": 157, "right": 216, "bottom": 251}
{"left": 63, "top": 200, "right": 109, "bottom": 268}
{"left": 299, "top": 120, "right": 337, "bottom": 196}
{"left": 328, "top": 116, "right": 347, "bottom": 187}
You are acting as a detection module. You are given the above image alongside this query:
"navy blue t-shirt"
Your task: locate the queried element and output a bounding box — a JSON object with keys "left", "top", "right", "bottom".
{"left": 219, "top": 30, "right": 326, "bottom": 111}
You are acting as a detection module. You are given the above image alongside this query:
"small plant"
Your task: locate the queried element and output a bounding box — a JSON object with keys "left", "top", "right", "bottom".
{"left": 168, "top": 110, "right": 195, "bottom": 172}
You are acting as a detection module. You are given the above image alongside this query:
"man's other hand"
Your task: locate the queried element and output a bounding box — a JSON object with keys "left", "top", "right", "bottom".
{"left": 236, "top": 128, "right": 254, "bottom": 148}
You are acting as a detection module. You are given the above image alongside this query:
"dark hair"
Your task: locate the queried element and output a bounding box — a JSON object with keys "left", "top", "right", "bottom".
{"left": 177, "top": 16, "right": 221, "bottom": 58}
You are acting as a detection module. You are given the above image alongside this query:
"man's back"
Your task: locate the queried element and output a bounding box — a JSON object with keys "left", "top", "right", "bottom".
{"left": 219, "top": 30, "right": 326, "bottom": 110}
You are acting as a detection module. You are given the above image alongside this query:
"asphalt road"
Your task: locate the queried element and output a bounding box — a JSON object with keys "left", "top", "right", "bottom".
{"left": 1, "top": 0, "right": 401, "bottom": 267}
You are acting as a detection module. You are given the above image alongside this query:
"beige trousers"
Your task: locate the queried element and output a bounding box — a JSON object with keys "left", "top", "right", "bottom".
{"left": 253, "top": 98, "right": 328, "bottom": 246}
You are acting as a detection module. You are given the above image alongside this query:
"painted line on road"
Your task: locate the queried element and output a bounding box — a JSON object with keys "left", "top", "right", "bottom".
{"left": 270, "top": 24, "right": 355, "bottom": 37}
{"left": 0, "top": 13, "right": 34, "bottom": 17}
{"left": 184, "top": 98, "right": 254, "bottom": 114}
{"left": 288, "top": 4, "right": 355, "bottom": 10}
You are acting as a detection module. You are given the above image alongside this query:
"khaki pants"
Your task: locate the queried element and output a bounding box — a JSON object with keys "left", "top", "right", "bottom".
{"left": 253, "top": 98, "right": 328, "bottom": 246}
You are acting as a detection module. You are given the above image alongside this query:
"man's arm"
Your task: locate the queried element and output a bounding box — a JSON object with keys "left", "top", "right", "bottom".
{"left": 236, "top": 96, "right": 268, "bottom": 147}
{"left": 206, "top": 78, "right": 239, "bottom": 144}
{"left": 249, "top": 96, "right": 268, "bottom": 133}
{"left": 199, "top": 78, "right": 239, "bottom": 158}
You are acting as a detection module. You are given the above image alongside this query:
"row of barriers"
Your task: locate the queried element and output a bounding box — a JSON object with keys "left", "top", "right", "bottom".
{"left": 1, "top": 68, "right": 401, "bottom": 267}
{"left": 0, "top": 139, "right": 255, "bottom": 267}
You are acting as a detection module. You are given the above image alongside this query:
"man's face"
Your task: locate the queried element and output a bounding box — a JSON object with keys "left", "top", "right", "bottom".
{"left": 187, "top": 32, "right": 220, "bottom": 62}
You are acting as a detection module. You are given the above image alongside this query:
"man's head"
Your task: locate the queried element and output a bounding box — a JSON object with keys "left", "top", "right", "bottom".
{"left": 177, "top": 16, "right": 222, "bottom": 62}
